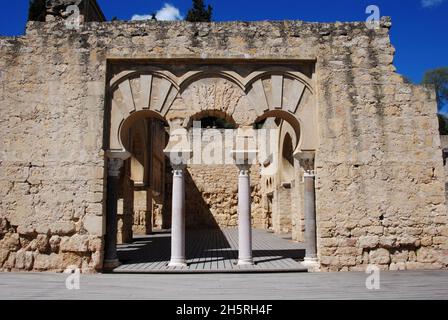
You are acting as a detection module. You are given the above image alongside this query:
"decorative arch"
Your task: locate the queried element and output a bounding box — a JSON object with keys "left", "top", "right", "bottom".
{"left": 119, "top": 110, "right": 168, "bottom": 153}
{"left": 107, "top": 65, "right": 318, "bottom": 154}
{"left": 109, "top": 72, "right": 178, "bottom": 151}
{"left": 244, "top": 68, "right": 313, "bottom": 95}
{"left": 110, "top": 68, "right": 179, "bottom": 91}
{"left": 254, "top": 110, "right": 302, "bottom": 150}
{"left": 246, "top": 70, "right": 317, "bottom": 152}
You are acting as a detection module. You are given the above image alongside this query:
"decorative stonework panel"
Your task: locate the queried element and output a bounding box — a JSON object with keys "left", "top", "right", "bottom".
{"left": 180, "top": 77, "right": 243, "bottom": 115}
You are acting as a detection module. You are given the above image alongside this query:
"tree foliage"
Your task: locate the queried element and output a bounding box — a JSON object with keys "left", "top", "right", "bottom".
{"left": 422, "top": 67, "right": 448, "bottom": 110}
{"left": 28, "top": 0, "right": 46, "bottom": 22}
{"left": 422, "top": 68, "right": 448, "bottom": 135}
{"left": 186, "top": 0, "right": 213, "bottom": 22}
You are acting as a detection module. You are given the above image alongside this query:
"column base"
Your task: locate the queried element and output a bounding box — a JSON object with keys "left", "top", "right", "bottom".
{"left": 237, "top": 258, "right": 254, "bottom": 266}
{"left": 103, "top": 258, "right": 121, "bottom": 270}
{"left": 302, "top": 257, "right": 319, "bottom": 272}
{"left": 168, "top": 258, "right": 187, "bottom": 267}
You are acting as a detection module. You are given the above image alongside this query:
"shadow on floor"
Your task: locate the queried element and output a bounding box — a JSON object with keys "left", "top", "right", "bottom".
{"left": 117, "top": 228, "right": 305, "bottom": 265}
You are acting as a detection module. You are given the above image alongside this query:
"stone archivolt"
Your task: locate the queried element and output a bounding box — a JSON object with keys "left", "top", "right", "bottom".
{"left": 108, "top": 67, "right": 316, "bottom": 155}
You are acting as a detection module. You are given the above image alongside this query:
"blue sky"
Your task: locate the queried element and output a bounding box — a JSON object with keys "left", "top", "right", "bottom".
{"left": 0, "top": 0, "right": 447, "bottom": 86}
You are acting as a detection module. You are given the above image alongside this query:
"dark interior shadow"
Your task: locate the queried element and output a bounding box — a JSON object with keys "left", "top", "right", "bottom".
{"left": 184, "top": 170, "right": 226, "bottom": 231}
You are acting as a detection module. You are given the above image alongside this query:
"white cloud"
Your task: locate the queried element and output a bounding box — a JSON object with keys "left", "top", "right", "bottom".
{"left": 131, "top": 14, "right": 153, "bottom": 21}
{"left": 131, "top": 3, "right": 183, "bottom": 21}
{"left": 421, "top": 0, "right": 445, "bottom": 7}
{"left": 155, "top": 3, "right": 183, "bottom": 21}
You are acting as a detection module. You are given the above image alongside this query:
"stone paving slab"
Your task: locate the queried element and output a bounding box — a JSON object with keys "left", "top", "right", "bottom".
{"left": 114, "top": 228, "right": 307, "bottom": 273}
{"left": 0, "top": 271, "right": 447, "bottom": 300}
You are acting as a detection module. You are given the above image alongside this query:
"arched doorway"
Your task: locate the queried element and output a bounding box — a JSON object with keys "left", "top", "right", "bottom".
{"left": 117, "top": 114, "right": 171, "bottom": 243}
{"left": 104, "top": 109, "right": 171, "bottom": 269}
{"left": 253, "top": 111, "right": 302, "bottom": 238}
{"left": 103, "top": 65, "right": 318, "bottom": 271}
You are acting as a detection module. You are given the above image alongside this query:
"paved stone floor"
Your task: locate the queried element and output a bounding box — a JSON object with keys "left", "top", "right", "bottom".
{"left": 115, "top": 228, "right": 307, "bottom": 273}
{"left": 0, "top": 271, "right": 447, "bottom": 300}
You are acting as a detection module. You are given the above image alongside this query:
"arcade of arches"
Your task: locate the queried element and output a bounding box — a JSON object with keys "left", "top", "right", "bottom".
{"left": 104, "top": 62, "right": 319, "bottom": 268}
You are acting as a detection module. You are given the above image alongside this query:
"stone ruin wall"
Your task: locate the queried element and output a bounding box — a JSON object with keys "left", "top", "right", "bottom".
{"left": 0, "top": 17, "right": 447, "bottom": 272}
{"left": 186, "top": 164, "right": 264, "bottom": 229}
{"left": 314, "top": 25, "right": 448, "bottom": 271}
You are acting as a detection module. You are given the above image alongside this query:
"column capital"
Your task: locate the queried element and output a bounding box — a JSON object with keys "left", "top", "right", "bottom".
{"left": 106, "top": 150, "right": 131, "bottom": 160}
{"left": 294, "top": 150, "right": 315, "bottom": 174}
{"left": 172, "top": 164, "right": 187, "bottom": 176}
{"left": 231, "top": 150, "right": 258, "bottom": 166}
{"left": 106, "top": 150, "right": 130, "bottom": 178}
{"left": 172, "top": 163, "right": 187, "bottom": 170}
{"left": 108, "top": 158, "right": 124, "bottom": 177}
{"left": 304, "top": 171, "right": 316, "bottom": 178}
{"left": 236, "top": 163, "right": 251, "bottom": 176}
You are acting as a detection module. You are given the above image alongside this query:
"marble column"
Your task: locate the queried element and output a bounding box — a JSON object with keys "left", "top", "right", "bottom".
{"left": 237, "top": 164, "right": 254, "bottom": 265}
{"left": 304, "top": 171, "right": 317, "bottom": 263}
{"left": 104, "top": 157, "right": 124, "bottom": 270}
{"left": 168, "top": 164, "right": 187, "bottom": 267}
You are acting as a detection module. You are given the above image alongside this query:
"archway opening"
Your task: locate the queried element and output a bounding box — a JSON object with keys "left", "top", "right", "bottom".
{"left": 182, "top": 110, "right": 239, "bottom": 230}
{"left": 115, "top": 111, "right": 172, "bottom": 249}
{"left": 253, "top": 111, "right": 301, "bottom": 237}
{"left": 186, "top": 110, "right": 238, "bottom": 129}
{"left": 281, "top": 133, "right": 295, "bottom": 182}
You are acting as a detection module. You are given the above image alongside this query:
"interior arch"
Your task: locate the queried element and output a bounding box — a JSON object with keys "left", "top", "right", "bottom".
{"left": 280, "top": 133, "right": 295, "bottom": 183}
{"left": 119, "top": 110, "right": 169, "bottom": 153}
{"left": 253, "top": 109, "right": 301, "bottom": 152}
{"left": 185, "top": 110, "right": 238, "bottom": 130}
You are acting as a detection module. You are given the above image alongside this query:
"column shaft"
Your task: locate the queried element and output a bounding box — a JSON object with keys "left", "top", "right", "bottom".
{"left": 238, "top": 166, "right": 254, "bottom": 265}
{"left": 104, "top": 158, "right": 123, "bottom": 270}
{"left": 304, "top": 173, "right": 317, "bottom": 260}
{"left": 169, "top": 166, "right": 187, "bottom": 267}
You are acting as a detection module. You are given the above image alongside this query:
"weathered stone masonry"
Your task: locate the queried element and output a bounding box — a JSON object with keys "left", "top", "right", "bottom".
{"left": 0, "top": 5, "right": 447, "bottom": 272}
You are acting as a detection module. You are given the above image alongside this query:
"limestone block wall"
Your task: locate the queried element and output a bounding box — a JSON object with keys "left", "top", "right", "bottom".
{"left": 184, "top": 129, "right": 264, "bottom": 228}
{"left": 132, "top": 189, "right": 151, "bottom": 235}
{"left": 315, "top": 26, "right": 448, "bottom": 271}
{"left": 272, "top": 186, "right": 292, "bottom": 234}
{"left": 0, "top": 23, "right": 106, "bottom": 272}
{"left": 0, "top": 16, "right": 446, "bottom": 272}
{"left": 186, "top": 164, "right": 263, "bottom": 228}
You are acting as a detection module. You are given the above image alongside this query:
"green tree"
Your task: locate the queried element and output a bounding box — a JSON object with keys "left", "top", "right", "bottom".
{"left": 422, "top": 67, "right": 448, "bottom": 110}
{"left": 422, "top": 67, "right": 448, "bottom": 135}
{"left": 28, "top": 0, "right": 46, "bottom": 22}
{"left": 186, "top": 0, "right": 213, "bottom": 22}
